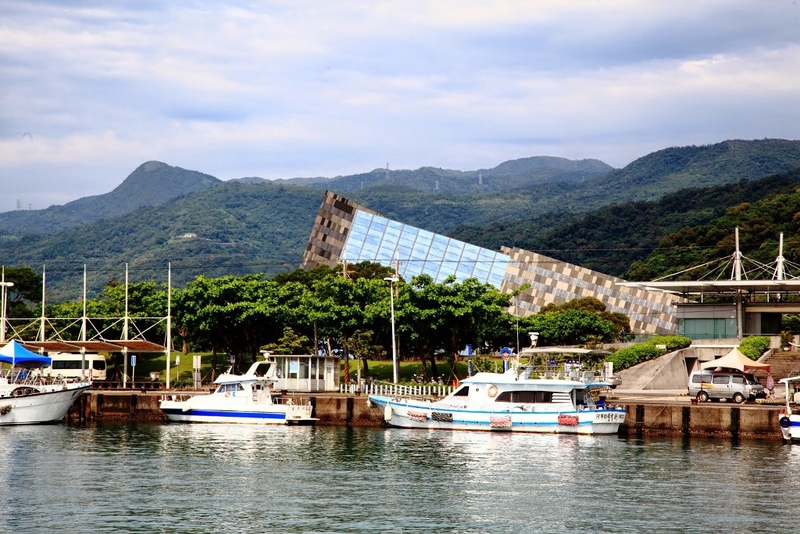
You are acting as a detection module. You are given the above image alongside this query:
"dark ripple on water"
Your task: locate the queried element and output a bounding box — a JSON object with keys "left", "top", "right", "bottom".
{"left": 1, "top": 424, "right": 799, "bottom": 533}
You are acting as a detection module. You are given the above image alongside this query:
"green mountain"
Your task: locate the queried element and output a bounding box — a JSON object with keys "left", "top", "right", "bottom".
{"left": 0, "top": 181, "right": 322, "bottom": 301}
{"left": 626, "top": 171, "right": 800, "bottom": 281}
{"left": 0, "top": 161, "right": 220, "bottom": 234}
{"left": 449, "top": 169, "right": 800, "bottom": 277}
{"left": 2, "top": 139, "right": 800, "bottom": 300}
{"left": 586, "top": 139, "right": 800, "bottom": 201}
{"left": 336, "top": 139, "right": 800, "bottom": 232}
{"left": 286, "top": 156, "right": 613, "bottom": 194}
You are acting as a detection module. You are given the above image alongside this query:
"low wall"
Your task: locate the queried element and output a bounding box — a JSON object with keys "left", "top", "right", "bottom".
{"left": 76, "top": 391, "right": 384, "bottom": 427}
{"left": 71, "top": 392, "right": 785, "bottom": 440}
{"left": 615, "top": 402, "right": 781, "bottom": 440}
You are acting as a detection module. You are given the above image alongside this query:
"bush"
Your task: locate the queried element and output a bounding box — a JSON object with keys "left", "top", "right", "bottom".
{"left": 738, "top": 336, "right": 771, "bottom": 359}
{"left": 649, "top": 335, "right": 692, "bottom": 352}
{"left": 607, "top": 335, "right": 691, "bottom": 371}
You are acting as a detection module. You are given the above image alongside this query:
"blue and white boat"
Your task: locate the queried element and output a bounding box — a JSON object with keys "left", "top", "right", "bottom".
{"left": 779, "top": 375, "right": 800, "bottom": 442}
{"left": 159, "top": 357, "right": 315, "bottom": 425}
{"left": 368, "top": 347, "right": 626, "bottom": 434}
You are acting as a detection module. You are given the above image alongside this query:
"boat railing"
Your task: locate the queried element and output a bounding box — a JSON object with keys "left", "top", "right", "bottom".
{"left": 1, "top": 369, "right": 77, "bottom": 388}
{"left": 272, "top": 395, "right": 313, "bottom": 406}
{"left": 340, "top": 381, "right": 454, "bottom": 397}
{"left": 518, "top": 364, "right": 613, "bottom": 384}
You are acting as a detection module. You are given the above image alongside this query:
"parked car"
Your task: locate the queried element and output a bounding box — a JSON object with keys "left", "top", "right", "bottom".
{"left": 688, "top": 370, "right": 765, "bottom": 403}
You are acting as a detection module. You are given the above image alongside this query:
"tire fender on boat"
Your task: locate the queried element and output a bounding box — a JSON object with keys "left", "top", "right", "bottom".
{"left": 383, "top": 404, "right": 393, "bottom": 421}
{"left": 780, "top": 416, "right": 791, "bottom": 429}
{"left": 487, "top": 385, "right": 498, "bottom": 398}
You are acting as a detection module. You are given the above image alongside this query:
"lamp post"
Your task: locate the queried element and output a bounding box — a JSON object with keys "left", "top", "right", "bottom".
{"left": 528, "top": 331, "right": 539, "bottom": 348}
{"left": 528, "top": 331, "right": 540, "bottom": 369}
{"left": 0, "top": 281, "right": 14, "bottom": 344}
{"left": 384, "top": 276, "right": 399, "bottom": 383}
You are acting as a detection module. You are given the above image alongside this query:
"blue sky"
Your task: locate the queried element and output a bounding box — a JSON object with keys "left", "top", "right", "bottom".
{"left": 1, "top": 0, "right": 799, "bottom": 213}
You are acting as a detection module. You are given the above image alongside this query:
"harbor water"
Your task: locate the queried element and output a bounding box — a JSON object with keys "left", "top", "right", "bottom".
{"left": 1, "top": 423, "right": 799, "bottom": 533}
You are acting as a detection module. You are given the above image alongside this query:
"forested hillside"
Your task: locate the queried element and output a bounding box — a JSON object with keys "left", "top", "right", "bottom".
{"left": 339, "top": 139, "right": 800, "bottom": 231}
{"left": 0, "top": 161, "right": 220, "bottom": 235}
{"left": 286, "top": 156, "right": 613, "bottom": 194}
{"left": 0, "top": 181, "right": 322, "bottom": 301}
{"left": 625, "top": 174, "right": 800, "bottom": 281}
{"left": 2, "top": 139, "right": 800, "bottom": 300}
{"left": 449, "top": 169, "right": 800, "bottom": 277}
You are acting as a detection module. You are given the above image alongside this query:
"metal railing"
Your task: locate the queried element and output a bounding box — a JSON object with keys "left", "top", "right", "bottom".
{"left": 339, "top": 381, "right": 453, "bottom": 397}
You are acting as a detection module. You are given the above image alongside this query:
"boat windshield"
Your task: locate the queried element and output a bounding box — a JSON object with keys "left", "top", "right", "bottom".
{"left": 253, "top": 362, "right": 272, "bottom": 377}
{"left": 217, "top": 383, "right": 245, "bottom": 394}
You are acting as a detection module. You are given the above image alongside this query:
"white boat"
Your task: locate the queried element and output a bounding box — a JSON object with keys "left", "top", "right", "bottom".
{"left": 0, "top": 340, "right": 91, "bottom": 426}
{"left": 368, "top": 347, "right": 626, "bottom": 434}
{"left": 779, "top": 375, "right": 800, "bottom": 442}
{"left": 159, "top": 357, "right": 315, "bottom": 425}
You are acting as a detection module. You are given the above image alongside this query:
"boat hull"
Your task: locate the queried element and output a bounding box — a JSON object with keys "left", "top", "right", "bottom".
{"left": 368, "top": 395, "right": 626, "bottom": 435}
{"left": 160, "top": 396, "right": 314, "bottom": 425}
{"left": 0, "top": 384, "right": 90, "bottom": 425}
{"left": 780, "top": 413, "right": 800, "bottom": 442}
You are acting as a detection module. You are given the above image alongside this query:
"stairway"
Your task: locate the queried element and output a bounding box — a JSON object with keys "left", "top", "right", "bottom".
{"left": 754, "top": 349, "right": 800, "bottom": 382}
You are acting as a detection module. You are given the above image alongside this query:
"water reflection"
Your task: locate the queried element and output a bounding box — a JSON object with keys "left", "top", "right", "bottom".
{"left": 2, "top": 424, "right": 800, "bottom": 533}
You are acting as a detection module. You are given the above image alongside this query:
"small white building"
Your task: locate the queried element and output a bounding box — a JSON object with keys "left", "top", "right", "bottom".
{"left": 269, "top": 354, "right": 340, "bottom": 393}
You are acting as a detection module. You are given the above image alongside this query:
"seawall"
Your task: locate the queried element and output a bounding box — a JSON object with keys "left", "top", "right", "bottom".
{"left": 68, "top": 391, "right": 785, "bottom": 440}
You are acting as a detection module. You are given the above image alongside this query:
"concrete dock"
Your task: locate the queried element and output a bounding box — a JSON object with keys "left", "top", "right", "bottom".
{"left": 69, "top": 389, "right": 786, "bottom": 440}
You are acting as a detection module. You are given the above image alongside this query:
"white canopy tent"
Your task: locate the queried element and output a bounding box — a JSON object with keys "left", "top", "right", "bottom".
{"left": 699, "top": 347, "right": 770, "bottom": 373}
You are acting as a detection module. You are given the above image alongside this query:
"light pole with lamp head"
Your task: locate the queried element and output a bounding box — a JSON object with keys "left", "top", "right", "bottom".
{"left": 528, "top": 331, "right": 540, "bottom": 369}
{"left": 528, "top": 332, "right": 539, "bottom": 348}
{"left": 0, "top": 281, "right": 14, "bottom": 344}
{"left": 384, "top": 276, "right": 399, "bottom": 383}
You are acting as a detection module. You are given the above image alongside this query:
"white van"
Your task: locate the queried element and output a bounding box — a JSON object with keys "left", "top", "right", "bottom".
{"left": 688, "top": 370, "right": 764, "bottom": 403}
{"left": 44, "top": 353, "right": 107, "bottom": 381}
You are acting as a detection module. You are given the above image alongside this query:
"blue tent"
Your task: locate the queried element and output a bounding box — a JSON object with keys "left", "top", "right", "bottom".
{"left": 0, "top": 340, "right": 52, "bottom": 368}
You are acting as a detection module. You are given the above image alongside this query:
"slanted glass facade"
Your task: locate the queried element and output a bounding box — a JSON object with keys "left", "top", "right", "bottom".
{"left": 343, "top": 210, "right": 509, "bottom": 287}
{"left": 301, "top": 191, "right": 679, "bottom": 334}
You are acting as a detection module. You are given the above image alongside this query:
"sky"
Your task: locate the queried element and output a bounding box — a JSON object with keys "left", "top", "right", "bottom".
{"left": 1, "top": 1, "right": 799, "bottom": 213}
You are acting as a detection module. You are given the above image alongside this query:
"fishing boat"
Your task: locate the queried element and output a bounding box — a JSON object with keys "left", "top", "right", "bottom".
{"left": 367, "top": 347, "right": 626, "bottom": 434}
{"left": 0, "top": 340, "right": 91, "bottom": 426}
{"left": 159, "top": 357, "right": 315, "bottom": 425}
{"left": 779, "top": 375, "right": 800, "bottom": 442}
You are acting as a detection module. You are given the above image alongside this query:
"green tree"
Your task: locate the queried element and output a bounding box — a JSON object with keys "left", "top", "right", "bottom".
{"left": 1, "top": 266, "right": 42, "bottom": 318}
{"left": 521, "top": 309, "right": 617, "bottom": 346}
{"left": 398, "top": 275, "right": 512, "bottom": 380}
{"left": 538, "top": 297, "right": 630, "bottom": 340}
{"left": 262, "top": 326, "right": 312, "bottom": 355}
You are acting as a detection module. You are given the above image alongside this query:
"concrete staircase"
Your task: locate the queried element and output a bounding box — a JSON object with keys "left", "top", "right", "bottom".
{"left": 754, "top": 349, "right": 800, "bottom": 381}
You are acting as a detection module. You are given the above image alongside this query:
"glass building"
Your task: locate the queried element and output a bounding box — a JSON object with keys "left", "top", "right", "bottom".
{"left": 302, "top": 191, "right": 679, "bottom": 334}
{"left": 342, "top": 210, "right": 509, "bottom": 287}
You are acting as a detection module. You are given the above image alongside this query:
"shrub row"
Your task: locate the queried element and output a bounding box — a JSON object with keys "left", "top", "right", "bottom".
{"left": 738, "top": 336, "right": 771, "bottom": 360}
{"left": 608, "top": 335, "right": 692, "bottom": 371}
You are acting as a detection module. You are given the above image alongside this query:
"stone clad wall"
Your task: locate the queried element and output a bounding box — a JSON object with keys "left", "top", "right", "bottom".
{"left": 501, "top": 246, "right": 679, "bottom": 334}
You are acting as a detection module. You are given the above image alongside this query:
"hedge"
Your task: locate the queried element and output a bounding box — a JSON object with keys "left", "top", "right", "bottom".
{"left": 608, "top": 335, "right": 692, "bottom": 371}
{"left": 738, "top": 336, "right": 770, "bottom": 360}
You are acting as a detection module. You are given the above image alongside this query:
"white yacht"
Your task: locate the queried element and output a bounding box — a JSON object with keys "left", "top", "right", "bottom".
{"left": 0, "top": 340, "right": 90, "bottom": 426}
{"left": 159, "top": 357, "right": 315, "bottom": 425}
{"left": 368, "top": 347, "right": 626, "bottom": 434}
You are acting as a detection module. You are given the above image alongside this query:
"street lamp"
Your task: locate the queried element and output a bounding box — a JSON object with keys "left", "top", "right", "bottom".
{"left": 384, "top": 276, "right": 399, "bottom": 383}
{"left": 528, "top": 331, "right": 539, "bottom": 348}
{"left": 0, "top": 281, "right": 14, "bottom": 343}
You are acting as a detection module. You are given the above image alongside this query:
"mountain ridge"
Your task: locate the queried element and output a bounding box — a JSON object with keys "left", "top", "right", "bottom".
{"left": 0, "top": 161, "right": 221, "bottom": 234}
{"left": 2, "top": 138, "right": 800, "bottom": 300}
